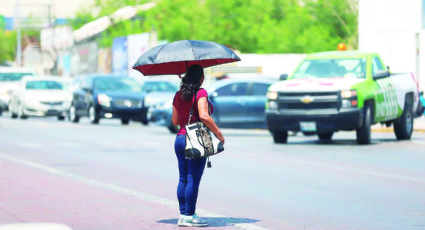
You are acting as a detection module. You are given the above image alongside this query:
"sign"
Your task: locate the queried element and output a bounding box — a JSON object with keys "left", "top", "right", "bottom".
{"left": 127, "top": 33, "right": 150, "bottom": 78}
{"left": 112, "top": 36, "right": 128, "bottom": 75}
{"left": 70, "top": 41, "right": 98, "bottom": 75}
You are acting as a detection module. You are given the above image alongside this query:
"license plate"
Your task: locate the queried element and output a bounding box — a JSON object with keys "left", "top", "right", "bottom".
{"left": 300, "top": 122, "right": 316, "bottom": 132}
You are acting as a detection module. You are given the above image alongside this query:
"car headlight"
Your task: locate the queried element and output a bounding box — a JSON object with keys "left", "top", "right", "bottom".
{"left": 97, "top": 94, "right": 111, "bottom": 107}
{"left": 267, "top": 91, "right": 278, "bottom": 100}
{"left": 341, "top": 90, "right": 357, "bottom": 98}
{"left": 340, "top": 90, "right": 358, "bottom": 108}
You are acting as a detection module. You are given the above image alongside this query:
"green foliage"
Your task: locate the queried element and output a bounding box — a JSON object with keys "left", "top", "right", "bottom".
{"left": 71, "top": 0, "right": 358, "bottom": 53}
{"left": 0, "top": 30, "right": 17, "bottom": 63}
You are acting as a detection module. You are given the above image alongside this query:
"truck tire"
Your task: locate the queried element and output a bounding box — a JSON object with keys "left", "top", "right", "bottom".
{"left": 356, "top": 105, "right": 372, "bottom": 145}
{"left": 394, "top": 100, "right": 413, "bottom": 140}
{"left": 318, "top": 132, "right": 333, "bottom": 141}
{"left": 272, "top": 130, "right": 288, "bottom": 144}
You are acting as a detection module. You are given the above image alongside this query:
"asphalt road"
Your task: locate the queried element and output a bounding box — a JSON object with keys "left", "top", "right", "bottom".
{"left": 0, "top": 114, "right": 425, "bottom": 230}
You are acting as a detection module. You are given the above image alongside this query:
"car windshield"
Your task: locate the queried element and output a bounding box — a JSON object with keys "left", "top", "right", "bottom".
{"left": 292, "top": 58, "right": 366, "bottom": 79}
{"left": 142, "top": 81, "right": 178, "bottom": 93}
{"left": 94, "top": 78, "right": 142, "bottom": 92}
{"left": 0, "top": 73, "right": 33, "bottom": 82}
{"left": 26, "top": 80, "right": 68, "bottom": 90}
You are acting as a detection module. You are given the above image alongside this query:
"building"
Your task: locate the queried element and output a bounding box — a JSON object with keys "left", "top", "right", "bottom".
{"left": 359, "top": 0, "right": 424, "bottom": 90}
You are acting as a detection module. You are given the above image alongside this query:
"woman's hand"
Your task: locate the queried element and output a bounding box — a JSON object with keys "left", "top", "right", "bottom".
{"left": 218, "top": 135, "right": 225, "bottom": 145}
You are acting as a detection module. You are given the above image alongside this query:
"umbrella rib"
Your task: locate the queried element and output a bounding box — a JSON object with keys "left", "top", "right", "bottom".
{"left": 154, "top": 44, "right": 168, "bottom": 62}
{"left": 188, "top": 40, "right": 195, "bottom": 73}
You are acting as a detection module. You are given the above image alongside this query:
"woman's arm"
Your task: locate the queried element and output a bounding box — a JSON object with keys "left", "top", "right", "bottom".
{"left": 198, "top": 97, "right": 225, "bottom": 144}
{"left": 172, "top": 106, "right": 179, "bottom": 126}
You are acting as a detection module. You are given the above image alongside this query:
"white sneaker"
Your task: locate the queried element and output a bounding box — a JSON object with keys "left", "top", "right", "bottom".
{"left": 177, "top": 215, "right": 187, "bottom": 226}
{"left": 179, "top": 213, "right": 208, "bottom": 227}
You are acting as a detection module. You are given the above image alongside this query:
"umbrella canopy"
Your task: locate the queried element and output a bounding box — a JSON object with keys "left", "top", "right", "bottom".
{"left": 132, "top": 40, "right": 241, "bottom": 76}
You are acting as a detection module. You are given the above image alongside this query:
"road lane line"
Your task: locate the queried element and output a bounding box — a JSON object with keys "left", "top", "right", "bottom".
{"left": 0, "top": 153, "right": 268, "bottom": 230}
{"left": 14, "top": 142, "right": 43, "bottom": 148}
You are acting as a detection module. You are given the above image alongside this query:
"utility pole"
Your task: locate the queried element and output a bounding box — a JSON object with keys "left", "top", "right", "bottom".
{"left": 15, "top": 0, "right": 22, "bottom": 67}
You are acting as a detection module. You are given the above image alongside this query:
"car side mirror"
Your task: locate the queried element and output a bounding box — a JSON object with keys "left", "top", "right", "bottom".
{"left": 373, "top": 70, "right": 390, "bottom": 80}
{"left": 279, "top": 74, "right": 289, "bottom": 81}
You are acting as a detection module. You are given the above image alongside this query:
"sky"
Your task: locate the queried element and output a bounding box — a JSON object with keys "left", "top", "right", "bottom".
{"left": 0, "top": 0, "right": 93, "bottom": 18}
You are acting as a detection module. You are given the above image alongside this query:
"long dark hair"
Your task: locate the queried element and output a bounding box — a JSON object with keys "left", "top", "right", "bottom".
{"left": 180, "top": 64, "right": 204, "bottom": 101}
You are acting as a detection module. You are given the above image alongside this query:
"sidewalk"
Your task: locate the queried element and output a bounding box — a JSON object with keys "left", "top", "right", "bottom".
{"left": 372, "top": 116, "right": 425, "bottom": 132}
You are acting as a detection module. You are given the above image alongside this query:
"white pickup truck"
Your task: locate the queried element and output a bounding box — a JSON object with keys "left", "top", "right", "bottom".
{"left": 266, "top": 51, "right": 421, "bottom": 144}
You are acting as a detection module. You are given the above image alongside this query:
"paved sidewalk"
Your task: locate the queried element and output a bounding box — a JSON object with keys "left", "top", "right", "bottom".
{"left": 372, "top": 116, "right": 425, "bottom": 132}
{"left": 0, "top": 156, "right": 260, "bottom": 230}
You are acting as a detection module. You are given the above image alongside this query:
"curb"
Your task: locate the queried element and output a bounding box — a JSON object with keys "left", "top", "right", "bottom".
{"left": 371, "top": 127, "right": 425, "bottom": 133}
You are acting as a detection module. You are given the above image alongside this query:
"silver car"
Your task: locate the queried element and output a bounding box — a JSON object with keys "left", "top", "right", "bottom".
{"left": 9, "top": 76, "right": 73, "bottom": 120}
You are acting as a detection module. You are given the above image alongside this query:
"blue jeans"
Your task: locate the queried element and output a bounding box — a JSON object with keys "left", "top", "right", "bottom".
{"left": 174, "top": 135, "right": 207, "bottom": 216}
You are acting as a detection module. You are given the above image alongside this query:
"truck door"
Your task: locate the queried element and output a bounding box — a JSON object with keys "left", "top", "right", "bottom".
{"left": 372, "top": 56, "right": 398, "bottom": 121}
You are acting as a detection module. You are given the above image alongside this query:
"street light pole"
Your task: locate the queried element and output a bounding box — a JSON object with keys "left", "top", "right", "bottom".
{"left": 15, "top": 0, "right": 22, "bottom": 67}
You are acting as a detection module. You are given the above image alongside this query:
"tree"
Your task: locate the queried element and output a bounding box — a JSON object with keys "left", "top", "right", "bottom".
{"left": 71, "top": 0, "right": 358, "bottom": 53}
{"left": 0, "top": 30, "right": 17, "bottom": 64}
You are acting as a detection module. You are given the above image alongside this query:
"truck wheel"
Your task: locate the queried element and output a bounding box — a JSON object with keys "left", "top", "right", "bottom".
{"left": 272, "top": 130, "right": 288, "bottom": 144}
{"left": 394, "top": 102, "right": 413, "bottom": 140}
{"left": 356, "top": 105, "right": 372, "bottom": 145}
{"left": 318, "top": 132, "right": 333, "bottom": 141}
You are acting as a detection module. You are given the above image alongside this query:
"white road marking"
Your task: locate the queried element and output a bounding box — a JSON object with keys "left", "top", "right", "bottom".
{"left": 15, "top": 142, "right": 43, "bottom": 148}
{"left": 0, "top": 153, "right": 268, "bottom": 230}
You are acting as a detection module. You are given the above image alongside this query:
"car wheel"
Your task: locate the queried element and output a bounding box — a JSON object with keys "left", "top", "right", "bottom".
{"left": 10, "top": 108, "right": 17, "bottom": 119}
{"left": 356, "top": 104, "right": 371, "bottom": 144}
{"left": 57, "top": 116, "right": 65, "bottom": 121}
{"left": 121, "top": 118, "right": 130, "bottom": 125}
{"left": 272, "top": 130, "right": 288, "bottom": 144}
{"left": 18, "top": 104, "right": 27, "bottom": 119}
{"left": 394, "top": 100, "right": 413, "bottom": 140}
{"left": 69, "top": 105, "right": 80, "bottom": 123}
{"left": 141, "top": 118, "right": 149, "bottom": 125}
{"left": 318, "top": 132, "right": 333, "bottom": 141}
{"left": 88, "top": 106, "right": 100, "bottom": 124}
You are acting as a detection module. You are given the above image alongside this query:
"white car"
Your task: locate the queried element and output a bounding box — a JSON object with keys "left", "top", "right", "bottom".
{"left": 9, "top": 76, "right": 73, "bottom": 120}
{"left": 0, "top": 67, "right": 35, "bottom": 111}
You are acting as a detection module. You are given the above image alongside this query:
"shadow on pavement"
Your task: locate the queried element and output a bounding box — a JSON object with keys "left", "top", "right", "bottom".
{"left": 157, "top": 217, "right": 261, "bottom": 227}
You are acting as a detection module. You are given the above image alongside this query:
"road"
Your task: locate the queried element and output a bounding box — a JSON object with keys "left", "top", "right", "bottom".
{"left": 0, "top": 114, "right": 425, "bottom": 230}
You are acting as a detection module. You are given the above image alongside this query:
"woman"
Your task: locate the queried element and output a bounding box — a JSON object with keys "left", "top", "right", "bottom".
{"left": 172, "top": 64, "right": 225, "bottom": 227}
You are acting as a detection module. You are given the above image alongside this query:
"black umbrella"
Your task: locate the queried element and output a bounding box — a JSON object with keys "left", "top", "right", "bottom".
{"left": 132, "top": 40, "right": 241, "bottom": 77}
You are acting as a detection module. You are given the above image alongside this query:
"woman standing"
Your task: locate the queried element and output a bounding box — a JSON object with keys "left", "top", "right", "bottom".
{"left": 172, "top": 64, "right": 225, "bottom": 227}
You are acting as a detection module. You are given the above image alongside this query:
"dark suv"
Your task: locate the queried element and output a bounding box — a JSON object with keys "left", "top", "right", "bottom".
{"left": 69, "top": 74, "right": 148, "bottom": 125}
